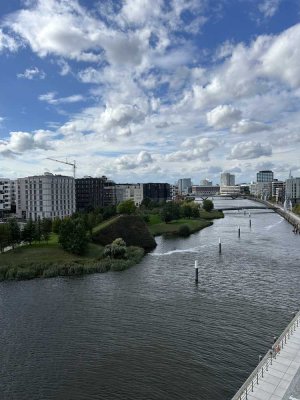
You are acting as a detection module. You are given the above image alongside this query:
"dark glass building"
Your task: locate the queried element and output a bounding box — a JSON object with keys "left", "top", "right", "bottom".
{"left": 142, "top": 183, "right": 171, "bottom": 203}
{"left": 75, "top": 177, "right": 106, "bottom": 212}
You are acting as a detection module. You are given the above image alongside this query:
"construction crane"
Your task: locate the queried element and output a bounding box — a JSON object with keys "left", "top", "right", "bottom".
{"left": 46, "top": 158, "right": 76, "bottom": 178}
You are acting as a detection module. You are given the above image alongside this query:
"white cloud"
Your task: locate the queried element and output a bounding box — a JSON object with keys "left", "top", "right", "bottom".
{"left": 207, "top": 105, "right": 242, "bottom": 129}
{"left": 231, "top": 119, "right": 271, "bottom": 134}
{"left": 166, "top": 138, "right": 218, "bottom": 161}
{"left": 258, "top": 0, "right": 281, "bottom": 18}
{"left": 102, "top": 104, "right": 146, "bottom": 129}
{"left": 57, "top": 59, "right": 71, "bottom": 76}
{"left": 39, "top": 92, "right": 85, "bottom": 105}
{"left": 228, "top": 141, "right": 272, "bottom": 160}
{"left": 0, "top": 29, "right": 19, "bottom": 52}
{"left": 17, "top": 66, "right": 46, "bottom": 79}
{"left": 114, "top": 151, "right": 153, "bottom": 171}
{"left": 0, "top": 130, "right": 54, "bottom": 155}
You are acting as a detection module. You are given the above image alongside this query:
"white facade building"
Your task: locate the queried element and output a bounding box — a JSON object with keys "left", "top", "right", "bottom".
{"left": 285, "top": 177, "right": 300, "bottom": 205}
{"left": 220, "top": 173, "right": 235, "bottom": 186}
{"left": 115, "top": 184, "right": 144, "bottom": 206}
{"left": 249, "top": 182, "right": 272, "bottom": 199}
{"left": 0, "top": 178, "right": 15, "bottom": 216}
{"left": 219, "top": 185, "right": 241, "bottom": 196}
{"left": 16, "top": 173, "right": 76, "bottom": 220}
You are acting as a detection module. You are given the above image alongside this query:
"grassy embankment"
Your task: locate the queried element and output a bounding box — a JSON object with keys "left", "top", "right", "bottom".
{"left": 0, "top": 217, "right": 145, "bottom": 281}
{"left": 147, "top": 209, "right": 224, "bottom": 236}
{"left": 293, "top": 204, "right": 300, "bottom": 216}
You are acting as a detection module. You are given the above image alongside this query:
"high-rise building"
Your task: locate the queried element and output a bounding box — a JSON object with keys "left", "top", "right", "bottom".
{"left": 16, "top": 173, "right": 75, "bottom": 220}
{"left": 200, "top": 179, "right": 212, "bottom": 186}
{"left": 220, "top": 173, "right": 235, "bottom": 186}
{"left": 257, "top": 170, "right": 274, "bottom": 183}
{"left": 75, "top": 176, "right": 106, "bottom": 212}
{"left": 115, "top": 184, "right": 144, "bottom": 207}
{"left": 178, "top": 178, "right": 192, "bottom": 194}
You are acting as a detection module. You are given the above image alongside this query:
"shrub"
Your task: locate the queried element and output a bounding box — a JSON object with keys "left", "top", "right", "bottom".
{"left": 202, "top": 199, "right": 214, "bottom": 212}
{"left": 178, "top": 224, "right": 191, "bottom": 237}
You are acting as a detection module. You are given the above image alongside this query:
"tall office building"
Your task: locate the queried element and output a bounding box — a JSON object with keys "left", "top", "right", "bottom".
{"left": 220, "top": 173, "right": 235, "bottom": 186}
{"left": 75, "top": 176, "right": 106, "bottom": 212}
{"left": 16, "top": 173, "right": 75, "bottom": 220}
{"left": 257, "top": 170, "right": 274, "bottom": 183}
{"left": 178, "top": 178, "right": 192, "bottom": 194}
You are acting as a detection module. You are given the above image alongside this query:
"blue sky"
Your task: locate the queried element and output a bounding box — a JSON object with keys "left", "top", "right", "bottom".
{"left": 0, "top": 0, "right": 300, "bottom": 184}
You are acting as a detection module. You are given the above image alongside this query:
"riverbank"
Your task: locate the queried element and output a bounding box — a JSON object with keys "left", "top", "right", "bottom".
{"left": 147, "top": 210, "right": 224, "bottom": 236}
{"left": 0, "top": 237, "right": 144, "bottom": 281}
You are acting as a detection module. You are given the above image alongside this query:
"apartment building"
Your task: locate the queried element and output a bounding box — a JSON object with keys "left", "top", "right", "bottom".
{"left": 16, "top": 173, "right": 76, "bottom": 220}
{"left": 0, "top": 178, "right": 15, "bottom": 217}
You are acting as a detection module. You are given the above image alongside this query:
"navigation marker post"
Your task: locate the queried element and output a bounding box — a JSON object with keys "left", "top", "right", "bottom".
{"left": 219, "top": 237, "right": 222, "bottom": 254}
{"left": 195, "top": 260, "right": 199, "bottom": 284}
{"left": 249, "top": 219, "right": 252, "bottom": 228}
{"left": 238, "top": 226, "right": 241, "bottom": 238}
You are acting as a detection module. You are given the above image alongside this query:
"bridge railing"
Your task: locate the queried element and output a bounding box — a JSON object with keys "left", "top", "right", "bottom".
{"left": 231, "top": 311, "right": 300, "bottom": 400}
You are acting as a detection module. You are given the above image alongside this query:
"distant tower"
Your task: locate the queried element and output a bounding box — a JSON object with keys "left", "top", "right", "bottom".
{"left": 284, "top": 170, "right": 293, "bottom": 211}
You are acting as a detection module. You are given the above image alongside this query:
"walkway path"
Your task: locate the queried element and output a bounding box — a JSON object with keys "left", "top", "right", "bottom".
{"left": 232, "top": 313, "right": 300, "bottom": 400}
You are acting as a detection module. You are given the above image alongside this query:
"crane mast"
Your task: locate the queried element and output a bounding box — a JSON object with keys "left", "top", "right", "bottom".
{"left": 46, "top": 158, "right": 76, "bottom": 179}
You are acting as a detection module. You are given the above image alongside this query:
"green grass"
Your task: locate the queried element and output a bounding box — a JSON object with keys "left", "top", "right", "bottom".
{"left": 0, "top": 241, "right": 143, "bottom": 281}
{"left": 148, "top": 214, "right": 162, "bottom": 225}
{"left": 148, "top": 218, "right": 213, "bottom": 236}
{"left": 0, "top": 242, "right": 104, "bottom": 267}
{"left": 92, "top": 216, "right": 120, "bottom": 234}
{"left": 199, "top": 209, "right": 224, "bottom": 219}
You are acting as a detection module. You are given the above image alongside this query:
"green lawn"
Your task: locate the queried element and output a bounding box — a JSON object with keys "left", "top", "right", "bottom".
{"left": 0, "top": 241, "right": 104, "bottom": 267}
{"left": 148, "top": 218, "right": 212, "bottom": 236}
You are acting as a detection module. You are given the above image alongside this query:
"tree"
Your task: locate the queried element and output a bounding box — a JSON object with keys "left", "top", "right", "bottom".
{"left": 202, "top": 199, "right": 214, "bottom": 212}
{"left": 141, "top": 197, "right": 153, "bottom": 209}
{"left": 117, "top": 199, "right": 136, "bottom": 215}
{"left": 0, "top": 223, "right": 10, "bottom": 252}
{"left": 103, "top": 238, "right": 127, "bottom": 259}
{"left": 41, "top": 219, "right": 52, "bottom": 242}
{"left": 161, "top": 201, "right": 180, "bottom": 223}
{"left": 178, "top": 224, "right": 191, "bottom": 237}
{"left": 34, "top": 217, "right": 42, "bottom": 242}
{"left": 52, "top": 217, "right": 62, "bottom": 233}
{"left": 181, "top": 204, "right": 193, "bottom": 219}
{"left": 58, "top": 218, "right": 88, "bottom": 255}
{"left": 22, "top": 219, "right": 35, "bottom": 245}
{"left": 8, "top": 218, "right": 21, "bottom": 249}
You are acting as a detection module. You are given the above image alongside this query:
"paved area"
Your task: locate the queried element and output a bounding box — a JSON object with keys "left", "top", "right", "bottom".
{"left": 246, "top": 320, "right": 300, "bottom": 400}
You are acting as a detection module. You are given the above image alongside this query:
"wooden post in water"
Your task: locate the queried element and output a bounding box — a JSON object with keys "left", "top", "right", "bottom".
{"left": 219, "top": 237, "right": 222, "bottom": 254}
{"left": 238, "top": 226, "right": 241, "bottom": 238}
{"left": 249, "top": 219, "right": 252, "bottom": 228}
{"left": 195, "top": 260, "right": 198, "bottom": 283}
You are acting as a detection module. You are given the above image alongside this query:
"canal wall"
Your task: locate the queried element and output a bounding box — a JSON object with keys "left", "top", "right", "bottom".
{"left": 249, "top": 197, "right": 300, "bottom": 230}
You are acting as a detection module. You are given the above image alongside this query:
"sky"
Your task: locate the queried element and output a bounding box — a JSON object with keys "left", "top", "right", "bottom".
{"left": 0, "top": 0, "right": 300, "bottom": 185}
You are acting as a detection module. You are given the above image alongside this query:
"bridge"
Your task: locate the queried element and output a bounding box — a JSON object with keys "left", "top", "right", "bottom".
{"left": 218, "top": 205, "right": 278, "bottom": 211}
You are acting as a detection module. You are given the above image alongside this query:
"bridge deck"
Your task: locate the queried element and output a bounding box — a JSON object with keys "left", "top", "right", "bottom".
{"left": 232, "top": 312, "right": 300, "bottom": 400}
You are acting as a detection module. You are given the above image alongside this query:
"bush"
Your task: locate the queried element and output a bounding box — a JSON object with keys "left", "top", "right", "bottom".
{"left": 58, "top": 218, "right": 88, "bottom": 255}
{"left": 103, "top": 237, "right": 127, "bottom": 259}
{"left": 202, "top": 199, "right": 214, "bottom": 212}
{"left": 178, "top": 224, "right": 191, "bottom": 237}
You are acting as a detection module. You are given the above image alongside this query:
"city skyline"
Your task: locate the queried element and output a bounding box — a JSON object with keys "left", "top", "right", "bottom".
{"left": 0, "top": 0, "right": 300, "bottom": 183}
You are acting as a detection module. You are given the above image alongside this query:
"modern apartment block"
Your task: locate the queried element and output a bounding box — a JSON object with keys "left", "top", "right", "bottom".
{"left": 0, "top": 178, "right": 15, "bottom": 217}
{"left": 75, "top": 176, "right": 106, "bottom": 212}
{"left": 220, "top": 173, "right": 235, "bottom": 186}
{"left": 257, "top": 170, "right": 274, "bottom": 182}
{"left": 178, "top": 178, "right": 192, "bottom": 194}
{"left": 16, "top": 173, "right": 76, "bottom": 220}
{"left": 115, "top": 184, "right": 144, "bottom": 207}
{"left": 143, "top": 183, "right": 171, "bottom": 203}
{"left": 285, "top": 177, "right": 300, "bottom": 205}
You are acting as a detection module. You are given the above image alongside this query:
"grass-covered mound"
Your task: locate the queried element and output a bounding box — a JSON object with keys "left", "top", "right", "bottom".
{"left": 92, "top": 215, "right": 156, "bottom": 251}
{"left": 0, "top": 240, "right": 144, "bottom": 281}
{"left": 148, "top": 218, "right": 213, "bottom": 236}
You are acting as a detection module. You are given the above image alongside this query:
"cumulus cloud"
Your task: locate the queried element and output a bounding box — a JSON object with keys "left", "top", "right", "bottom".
{"left": 0, "top": 130, "right": 54, "bottom": 156}
{"left": 115, "top": 151, "right": 153, "bottom": 170}
{"left": 166, "top": 138, "right": 218, "bottom": 161}
{"left": 17, "top": 67, "right": 46, "bottom": 79}
{"left": 228, "top": 141, "right": 272, "bottom": 160}
{"left": 231, "top": 119, "right": 271, "bottom": 134}
{"left": 207, "top": 105, "right": 242, "bottom": 129}
{"left": 102, "top": 104, "right": 146, "bottom": 129}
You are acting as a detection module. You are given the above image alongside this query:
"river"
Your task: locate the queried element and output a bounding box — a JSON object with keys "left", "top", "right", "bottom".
{"left": 0, "top": 199, "right": 299, "bottom": 400}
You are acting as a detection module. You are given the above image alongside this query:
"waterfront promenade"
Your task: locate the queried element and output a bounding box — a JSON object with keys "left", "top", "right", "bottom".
{"left": 232, "top": 312, "right": 300, "bottom": 400}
